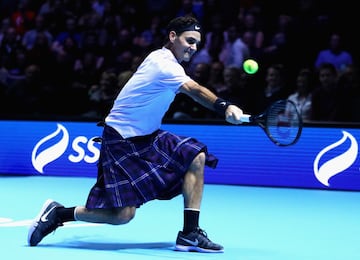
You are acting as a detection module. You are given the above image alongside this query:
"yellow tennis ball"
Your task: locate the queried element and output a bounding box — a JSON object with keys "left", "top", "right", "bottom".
{"left": 243, "top": 59, "right": 259, "bottom": 74}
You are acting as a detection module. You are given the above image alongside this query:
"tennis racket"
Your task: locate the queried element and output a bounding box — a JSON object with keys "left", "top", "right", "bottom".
{"left": 240, "top": 99, "right": 302, "bottom": 146}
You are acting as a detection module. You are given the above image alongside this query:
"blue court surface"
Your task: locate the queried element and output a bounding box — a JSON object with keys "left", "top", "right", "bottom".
{"left": 1, "top": 175, "right": 360, "bottom": 260}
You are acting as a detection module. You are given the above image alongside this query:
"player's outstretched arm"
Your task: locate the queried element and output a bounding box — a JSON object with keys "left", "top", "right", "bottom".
{"left": 179, "top": 80, "right": 244, "bottom": 124}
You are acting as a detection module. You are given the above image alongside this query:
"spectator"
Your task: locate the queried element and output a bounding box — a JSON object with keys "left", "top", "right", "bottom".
{"left": 52, "top": 16, "right": 82, "bottom": 50}
{"left": 207, "top": 60, "right": 225, "bottom": 95}
{"left": 48, "top": 36, "right": 79, "bottom": 115}
{"left": 311, "top": 62, "right": 338, "bottom": 121}
{"left": 287, "top": 68, "right": 315, "bottom": 121}
{"left": 71, "top": 50, "right": 104, "bottom": 115}
{"left": 221, "top": 65, "right": 253, "bottom": 109}
{"left": 314, "top": 32, "right": 353, "bottom": 73}
{"left": 63, "top": 0, "right": 92, "bottom": 18}
{"left": 10, "top": 0, "right": 36, "bottom": 36}
{"left": 239, "top": 11, "right": 265, "bottom": 50}
{"left": 100, "top": 0, "right": 123, "bottom": 55}
{"left": 82, "top": 69, "right": 119, "bottom": 120}
{"left": 262, "top": 14, "right": 293, "bottom": 67}
{"left": 203, "top": 14, "right": 225, "bottom": 62}
{"left": 252, "top": 63, "right": 289, "bottom": 114}
{"left": 219, "top": 23, "right": 250, "bottom": 69}
{"left": 78, "top": 10, "right": 108, "bottom": 52}
{"left": 37, "top": 0, "right": 54, "bottom": 16}
{"left": 91, "top": 0, "right": 107, "bottom": 17}
{"left": 5, "top": 64, "right": 51, "bottom": 117}
{"left": 109, "top": 27, "right": 134, "bottom": 59}
{"left": 0, "top": 56, "right": 8, "bottom": 87}
{"left": 21, "top": 14, "right": 53, "bottom": 50}
{"left": 333, "top": 65, "right": 360, "bottom": 122}
{"left": 242, "top": 30, "right": 264, "bottom": 62}
{"left": 5, "top": 47, "right": 28, "bottom": 88}
{"left": 25, "top": 31, "right": 54, "bottom": 84}
{"left": 0, "top": 26, "right": 23, "bottom": 73}
{"left": 0, "top": 17, "right": 12, "bottom": 45}
{"left": 42, "top": 0, "right": 73, "bottom": 36}
{"left": 113, "top": 49, "right": 134, "bottom": 74}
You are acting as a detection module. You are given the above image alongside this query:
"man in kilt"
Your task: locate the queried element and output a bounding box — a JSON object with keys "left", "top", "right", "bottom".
{"left": 28, "top": 15, "right": 244, "bottom": 253}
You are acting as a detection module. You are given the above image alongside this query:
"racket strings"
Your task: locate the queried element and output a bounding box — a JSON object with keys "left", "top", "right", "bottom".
{"left": 266, "top": 100, "right": 302, "bottom": 146}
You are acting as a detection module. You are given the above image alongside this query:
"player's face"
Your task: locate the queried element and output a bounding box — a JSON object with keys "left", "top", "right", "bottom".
{"left": 172, "top": 31, "right": 201, "bottom": 62}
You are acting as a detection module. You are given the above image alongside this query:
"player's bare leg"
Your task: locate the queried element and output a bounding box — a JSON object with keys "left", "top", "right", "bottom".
{"left": 182, "top": 152, "right": 205, "bottom": 209}
{"left": 28, "top": 202, "right": 136, "bottom": 246}
{"left": 175, "top": 152, "right": 224, "bottom": 253}
{"left": 74, "top": 206, "right": 136, "bottom": 225}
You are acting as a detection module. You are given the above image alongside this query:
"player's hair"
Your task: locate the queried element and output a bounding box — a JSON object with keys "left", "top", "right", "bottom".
{"left": 166, "top": 16, "right": 201, "bottom": 35}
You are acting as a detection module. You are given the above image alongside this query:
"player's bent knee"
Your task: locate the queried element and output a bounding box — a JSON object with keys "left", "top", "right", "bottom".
{"left": 111, "top": 207, "right": 136, "bottom": 225}
{"left": 190, "top": 152, "right": 206, "bottom": 171}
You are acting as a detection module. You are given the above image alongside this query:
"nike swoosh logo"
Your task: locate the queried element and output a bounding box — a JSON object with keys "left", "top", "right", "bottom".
{"left": 195, "top": 25, "right": 201, "bottom": 30}
{"left": 180, "top": 237, "right": 199, "bottom": 246}
{"left": 40, "top": 206, "right": 56, "bottom": 222}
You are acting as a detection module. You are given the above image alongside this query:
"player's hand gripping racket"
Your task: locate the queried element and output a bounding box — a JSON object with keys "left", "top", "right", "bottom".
{"left": 240, "top": 99, "right": 302, "bottom": 146}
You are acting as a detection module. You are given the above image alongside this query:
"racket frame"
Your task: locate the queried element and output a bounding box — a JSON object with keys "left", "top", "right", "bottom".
{"left": 240, "top": 99, "right": 303, "bottom": 146}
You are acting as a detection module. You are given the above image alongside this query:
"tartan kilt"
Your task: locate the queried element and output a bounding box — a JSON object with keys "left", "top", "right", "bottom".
{"left": 85, "top": 125, "right": 218, "bottom": 209}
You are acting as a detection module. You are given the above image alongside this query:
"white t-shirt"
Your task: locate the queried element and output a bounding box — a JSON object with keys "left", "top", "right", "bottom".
{"left": 105, "top": 47, "right": 191, "bottom": 138}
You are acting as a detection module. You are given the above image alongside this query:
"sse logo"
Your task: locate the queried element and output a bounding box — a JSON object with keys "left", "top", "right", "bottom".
{"left": 313, "top": 131, "right": 358, "bottom": 187}
{"left": 31, "top": 123, "right": 100, "bottom": 174}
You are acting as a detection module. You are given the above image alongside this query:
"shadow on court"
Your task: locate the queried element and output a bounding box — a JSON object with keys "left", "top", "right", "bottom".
{"left": 42, "top": 241, "right": 174, "bottom": 251}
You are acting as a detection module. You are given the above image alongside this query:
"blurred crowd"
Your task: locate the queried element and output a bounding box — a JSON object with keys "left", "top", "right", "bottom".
{"left": 0, "top": 0, "right": 359, "bottom": 122}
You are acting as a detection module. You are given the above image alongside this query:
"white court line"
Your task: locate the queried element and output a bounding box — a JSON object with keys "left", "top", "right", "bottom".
{"left": 0, "top": 217, "right": 103, "bottom": 227}
{"left": 0, "top": 217, "right": 12, "bottom": 223}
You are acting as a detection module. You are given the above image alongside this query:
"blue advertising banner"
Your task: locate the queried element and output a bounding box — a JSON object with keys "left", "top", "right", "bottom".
{"left": 0, "top": 120, "right": 359, "bottom": 191}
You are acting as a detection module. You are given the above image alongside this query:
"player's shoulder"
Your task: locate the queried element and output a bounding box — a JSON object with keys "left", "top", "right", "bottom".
{"left": 145, "top": 48, "right": 174, "bottom": 65}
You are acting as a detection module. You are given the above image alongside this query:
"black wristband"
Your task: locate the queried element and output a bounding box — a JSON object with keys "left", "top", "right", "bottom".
{"left": 214, "top": 98, "right": 232, "bottom": 115}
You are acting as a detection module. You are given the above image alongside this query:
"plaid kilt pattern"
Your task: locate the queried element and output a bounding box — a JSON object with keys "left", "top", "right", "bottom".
{"left": 86, "top": 125, "right": 218, "bottom": 209}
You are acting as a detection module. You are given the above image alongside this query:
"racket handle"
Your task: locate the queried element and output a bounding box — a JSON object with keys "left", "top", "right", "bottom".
{"left": 240, "top": 114, "right": 251, "bottom": 123}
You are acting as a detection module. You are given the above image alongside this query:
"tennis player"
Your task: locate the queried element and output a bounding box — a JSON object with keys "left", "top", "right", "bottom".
{"left": 28, "top": 15, "right": 244, "bottom": 253}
